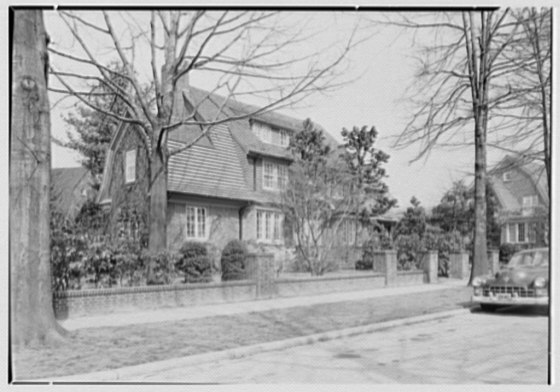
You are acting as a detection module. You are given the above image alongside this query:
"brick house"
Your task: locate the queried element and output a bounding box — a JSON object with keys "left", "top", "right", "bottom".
{"left": 96, "top": 86, "right": 393, "bottom": 270}
{"left": 487, "top": 155, "right": 549, "bottom": 246}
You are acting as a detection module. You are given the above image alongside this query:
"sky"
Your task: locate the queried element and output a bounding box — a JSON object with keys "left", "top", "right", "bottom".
{"left": 43, "top": 9, "right": 539, "bottom": 210}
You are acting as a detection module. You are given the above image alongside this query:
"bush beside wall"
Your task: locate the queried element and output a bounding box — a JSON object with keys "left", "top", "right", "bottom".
{"left": 221, "top": 240, "right": 248, "bottom": 281}
{"left": 175, "top": 242, "right": 212, "bottom": 283}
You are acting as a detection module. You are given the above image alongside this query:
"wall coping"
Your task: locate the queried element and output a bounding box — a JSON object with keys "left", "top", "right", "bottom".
{"left": 276, "top": 272, "right": 385, "bottom": 284}
{"left": 54, "top": 280, "right": 254, "bottom": 299}
{"left": 397, "top": 270, "right": 424, "bottom": 275}
{"left": 372, "top": 249, "right": 397, "bottom": 254}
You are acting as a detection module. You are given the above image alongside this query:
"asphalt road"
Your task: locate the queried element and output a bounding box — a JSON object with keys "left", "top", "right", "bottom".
{"left": 146, "top": 305, "right": 549, "bottom": 384}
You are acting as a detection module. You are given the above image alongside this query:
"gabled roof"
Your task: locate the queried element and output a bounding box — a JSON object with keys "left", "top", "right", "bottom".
{"left": 97, "top": 85, "right": 342, "bottom": 205}
{"left": 488, "top": 155, "right": 549, "bottom": 210}
{"left": 167, "top": 124, "right": 254, "bottom": 202}
{"left": 181, "top": 87, "right": 339, "bottom": 160}
{"left": 51, "top": 167, "right": 93, "bottom": 217}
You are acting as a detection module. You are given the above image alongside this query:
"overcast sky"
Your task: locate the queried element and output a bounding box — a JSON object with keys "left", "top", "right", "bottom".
{"left": 44, "top": 9, "right": 539, "bottom": 210}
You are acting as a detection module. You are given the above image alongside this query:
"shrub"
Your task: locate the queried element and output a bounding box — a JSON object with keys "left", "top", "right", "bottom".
{"left": 50, "top": 211, "right": 87, "bottom": 291}
{"left": 424, "top": 230, "right": 463, "bottom": 277}
{"left": 221, "top": 240, "right": 248, "bottom": 281}
{"left": 113, "top": 240, "right": 144, "bottom": 286}
{"left": 395, "top": 234, "right": 424, "bottom": 271}
{"left": 175, "top": 242, "right": 212, "bottom": 283}
{"left": 84, "top": 242, "right": 118, "bottom": 288}
{"left": 356, "top": 239, "right": 375, "bottom": 270}
{"left": 144, "top": 250, "right": 177, "bottom": 285}
{"left": 356, "top": 230, "right": 393, "bottom": 271}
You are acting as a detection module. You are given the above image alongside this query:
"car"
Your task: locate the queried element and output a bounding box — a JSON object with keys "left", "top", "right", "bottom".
{"left": 472, "top": 247, "right": 549, "bottom": 311}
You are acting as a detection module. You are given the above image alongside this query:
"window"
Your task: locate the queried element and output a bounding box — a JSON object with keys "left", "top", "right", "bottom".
{"left": 124, "top": 149, "right": 137, "bottom": 184}
{"left": 256, "top": 209, "right": 283, "bottom": 243}
{"left": 522, "top": 195, "right": 539, "bottom": 208}
{"left": 507, "top": 222, "right": 528, "bottom": 243}
{"left": 262, "top": 160, "right": 288, "bottom": 191}
{"left": 502, "top": 171, "right": 511, "bottom": 182}
{"left": 279, "top": 129, "right": 289, "bottom": 147}
{"left": 277, "top": 164, "right": 288, "bottom": 189}
{"left": 186, "top": 206, "right": 207, "bottom": 239}
{"left": 507, "top": 224, "right": 516, "bottom": 243}
{"left": 517, "top": 223, "right": 526, "bottom": 243}
{"left": 251, "top": 121, "right": 290, "bottom": 147}
{"left": 341, "top": 220, "right": 356, "bottom": 245}
{"left": 263, "top": 162, "right": 275, "bottom": 189}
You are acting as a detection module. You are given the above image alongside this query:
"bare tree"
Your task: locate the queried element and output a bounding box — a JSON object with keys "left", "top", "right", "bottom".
{"left": 387, "top": 10, "right": 520, "bottom": 284}
{"left": 48, "top": 10, "right": 361, "bottom": 253}
{"left": 489, "top": 8, "right": 551, "bottom": 188}
{"left": 11, "top": 10, "right": 67, "bottom": 346}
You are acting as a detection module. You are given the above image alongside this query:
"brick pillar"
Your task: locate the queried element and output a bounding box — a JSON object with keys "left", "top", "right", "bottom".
{"left": 373, "top": 250, "right": 397, "bottom": 286}
{"left": 422, "top": 251, "right": 438, "bottom": 284}
{"left": 487, "top": 249, "right": 500, "bottom": 275}
{"left": 246, "top": 253, "right": 277, "bottom": 299}
{"left": 449, "top": 252, "right": 469, "bottom": 279}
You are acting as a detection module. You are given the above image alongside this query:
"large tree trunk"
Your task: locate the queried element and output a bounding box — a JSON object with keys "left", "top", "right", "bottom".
{"left": 469, "top": 120, "right": 489, "bottom": 284}
{"left": 148, "top": 125, "right": 168, "bottom": 252}
{"left": 10, "top": 10, "right": 66, "bottom": 347}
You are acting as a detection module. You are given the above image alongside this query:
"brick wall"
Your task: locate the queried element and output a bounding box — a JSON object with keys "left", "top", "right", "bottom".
{"left": 54, "top": 281, "right": 256, "bottom": 319}
{"left": 53, "top": 270, "right": 427, "bottom": 320}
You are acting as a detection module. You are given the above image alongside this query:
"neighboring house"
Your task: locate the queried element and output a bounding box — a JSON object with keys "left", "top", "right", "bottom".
{"left": 51, "top": 167, "right": 94, "bottom": 219}
{"left": 487, "top": 155, "right": 549, "bottom": 246}
{"left": 97, "top": 86, "right": 394, "bottom": 269}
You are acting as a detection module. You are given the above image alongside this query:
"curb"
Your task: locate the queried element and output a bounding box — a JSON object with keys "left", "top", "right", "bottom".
{"left": 48, "top": 307, "right": 472, "bottom": 382}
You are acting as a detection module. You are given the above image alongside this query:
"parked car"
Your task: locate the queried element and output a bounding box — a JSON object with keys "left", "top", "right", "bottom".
{"left": 472, "top": 247, "right": 549, "bottom": 311}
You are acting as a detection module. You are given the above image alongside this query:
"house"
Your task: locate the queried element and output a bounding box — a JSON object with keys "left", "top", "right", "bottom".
{"left": 51, "top": 167, "right": 94, "bottom": 219}
{"left": 487, "top": 155, "right": 549, "bottom": 246}
{"left": 96, "top": 85, "right": 394, "bottom": 270}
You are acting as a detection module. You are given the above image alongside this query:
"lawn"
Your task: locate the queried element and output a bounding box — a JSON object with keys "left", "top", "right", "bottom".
{"left": 12, "top": 287, "right": 472, "bottom": 380}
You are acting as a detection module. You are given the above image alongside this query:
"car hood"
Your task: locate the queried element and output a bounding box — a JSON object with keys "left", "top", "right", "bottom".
{"left": 489, "top": 267, "right": 548, "bottom": 286}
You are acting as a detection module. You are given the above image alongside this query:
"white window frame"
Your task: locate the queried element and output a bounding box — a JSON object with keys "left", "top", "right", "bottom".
{"left": 256, "top": 209, "right": 284, "bottom": 244}
{"left": 124, "top": 149, "right": 137, "bottom": 184}
{"left": 262, "top": 160, "right": 288, "bottom": 191}
{"left": 522, "top": 195, "right": 539, "bottom": 208}
{"left": 502, "top": 171, "right": 511, "bottom": 182}
{"left": 185, "top": 205, "right": 208, "bottom": 240}
{"left": 341, "top": 219, "right": 356, "bottom": 245}
{"left": 506, "top": 222, "right": 528, "bottom": 244}
{"left": 252, "top": 121, "right": 290, "bottom": 147}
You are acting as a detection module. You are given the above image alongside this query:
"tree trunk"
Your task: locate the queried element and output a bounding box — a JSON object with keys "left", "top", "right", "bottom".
{"left": 469, "top": 119, "right": 489, "bottom": 284}
{"left": 10, "top": 10, "right": 66, "bottom": 347}
{"left": 148, "top": 126, "right": 168, "bottom": 252}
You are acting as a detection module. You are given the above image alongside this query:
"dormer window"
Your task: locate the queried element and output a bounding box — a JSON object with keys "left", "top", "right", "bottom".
{"left": 252, "top": 120, "right": 290, "bottom": 147}
{"left": 124, "top": 149, "right": 137, "bottom": 184}
{"left": 502, "top": 171, "right": 511, "bottom": 182}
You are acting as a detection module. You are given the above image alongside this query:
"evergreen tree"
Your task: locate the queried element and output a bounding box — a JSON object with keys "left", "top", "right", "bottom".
{"left": 340, "top": 125, "right": 397, "bottom": 222}
{"left": 57, "top": 63, "right": 133, "bottom": 188}
{"left": 396, "top": 197, "right": 427, "bottom": 237}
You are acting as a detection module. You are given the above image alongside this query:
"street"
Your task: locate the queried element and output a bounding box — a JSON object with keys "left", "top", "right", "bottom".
{"left": 145, "top": 306, "right": 548, "bottom": 384}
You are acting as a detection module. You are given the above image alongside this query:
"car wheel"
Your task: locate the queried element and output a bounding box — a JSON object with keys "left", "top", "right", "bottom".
{"left": 480, "top": 304, "right": 499, "bottom": 312}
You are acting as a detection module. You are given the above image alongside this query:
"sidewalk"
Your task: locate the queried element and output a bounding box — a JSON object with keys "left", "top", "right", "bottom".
{"left": 60, "top": 278, "right": 469, "bottom": 331}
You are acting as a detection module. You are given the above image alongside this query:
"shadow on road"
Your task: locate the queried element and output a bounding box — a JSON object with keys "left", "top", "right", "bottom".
{"left": 470, "top": 304, "right": 549, "bottom": 317}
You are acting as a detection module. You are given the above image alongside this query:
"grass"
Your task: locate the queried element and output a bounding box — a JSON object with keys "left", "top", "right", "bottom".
{"left": 12, "top": 286, "right": 472, "bottom": 380}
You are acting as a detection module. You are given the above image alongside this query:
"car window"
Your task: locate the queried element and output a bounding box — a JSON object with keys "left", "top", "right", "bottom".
{"left": 509, "top": 251, "right": 549, "bottom": 267}
{"left": 533, "top": 251, "right": 549, "bottom": 266}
